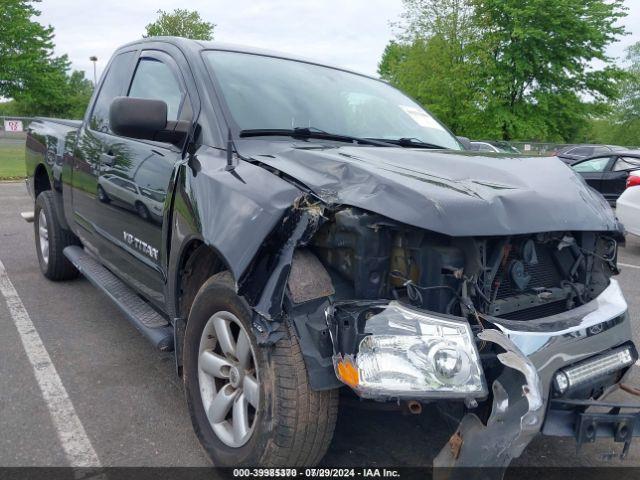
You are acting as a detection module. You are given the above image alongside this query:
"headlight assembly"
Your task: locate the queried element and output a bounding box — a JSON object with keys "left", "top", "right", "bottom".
{"left": 333, "top": 301, "right": 488, "bottom": 400}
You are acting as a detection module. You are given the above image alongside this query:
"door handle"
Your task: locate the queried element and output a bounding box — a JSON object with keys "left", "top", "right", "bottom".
{"left": 100, "top": 151, "right": 116, "bottom": 166}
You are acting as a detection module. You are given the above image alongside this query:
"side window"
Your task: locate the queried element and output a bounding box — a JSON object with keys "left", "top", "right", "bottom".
{"left": 572, "top": 157, "right": 611, "bottom": 173}
{"left": 90, "top": 51, "right": 136, "bottom": 133}
{"left": 128, "top": 58, "right": 184, "bottom": 121}
{"left": 110, "top": 177, "right": 127, "bottom": 188}
{"left": 123, "top": 181, "right": 138, "bottom": 193}
{"left": 614, "top": 157, "right": 640, "bottom": 171}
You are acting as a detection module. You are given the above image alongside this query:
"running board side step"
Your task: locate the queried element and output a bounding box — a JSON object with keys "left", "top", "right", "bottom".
{"left": 63, "top": 246, "right": 174, "bottom": 352}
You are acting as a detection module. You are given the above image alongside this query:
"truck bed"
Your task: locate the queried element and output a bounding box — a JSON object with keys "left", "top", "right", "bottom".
{"left": 34, "top": 117, "right": 83, "bottom": 129}
{"left": 26, "top": 118, "right": 82, "bottom": 198}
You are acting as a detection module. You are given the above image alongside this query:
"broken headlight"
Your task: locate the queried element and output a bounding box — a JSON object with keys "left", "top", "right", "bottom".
{"left": 334, "top": 301, "right": 487, "bottom": 400}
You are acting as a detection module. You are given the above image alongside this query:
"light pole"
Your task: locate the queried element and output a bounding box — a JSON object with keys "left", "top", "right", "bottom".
{"left": 89, "top": 56, "right": 98, "bottom": 86}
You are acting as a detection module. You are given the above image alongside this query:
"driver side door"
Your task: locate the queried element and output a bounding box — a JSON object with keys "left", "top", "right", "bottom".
{"left": 94, "top": 49, "right": 194, "bottom": 309}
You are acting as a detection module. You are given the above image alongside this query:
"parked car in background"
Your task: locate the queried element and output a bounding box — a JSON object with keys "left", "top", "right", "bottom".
{"left": 555, "top": 144, "right": 627, "bottom": 165}
{"left": 97, "top": 173, "right": 164, "bottom": 221}
{"left": 469, "top": 140, "right": 521, "bottom": 154}
{"left": 616, "top": 171, "right": 640, "bottom": 236}
{"left": 571, "top": 151, "right": 640, "bottom": 206}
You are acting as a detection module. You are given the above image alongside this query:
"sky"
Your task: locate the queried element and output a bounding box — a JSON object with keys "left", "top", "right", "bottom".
{"left": 36, "top": 0, "right": 640, "bottom": 83}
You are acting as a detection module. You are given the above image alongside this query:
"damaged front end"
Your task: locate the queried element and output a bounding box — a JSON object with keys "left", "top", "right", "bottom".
{"left": 238, "top": 195, "right": 637, "bottom": 470}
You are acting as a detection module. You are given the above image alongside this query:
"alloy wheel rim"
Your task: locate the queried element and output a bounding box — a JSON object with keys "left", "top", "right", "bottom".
{"left": 38, "top": 210, "right": 49, "bottom": 265}
{"left": 198, "top": 311, "right": 259, "bottom": 448}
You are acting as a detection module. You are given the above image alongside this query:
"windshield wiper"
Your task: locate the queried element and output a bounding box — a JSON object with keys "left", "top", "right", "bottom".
{"left": 366, "top": 137, "right": 447, "bottom": 149}
{"left": 239, "top": 127, "right": 396, "bottom": 147}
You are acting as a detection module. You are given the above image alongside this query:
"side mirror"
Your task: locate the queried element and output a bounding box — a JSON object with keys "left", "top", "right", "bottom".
{"left": 109, "top": 96, "right": 188, "bottom": 145}
{"left": 456, "top": 136, "right": 472, "bottom": 150}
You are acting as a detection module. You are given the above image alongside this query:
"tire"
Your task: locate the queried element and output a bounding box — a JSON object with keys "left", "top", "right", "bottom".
{"left": 34, "top": 191, "right": 79, "bottom": 281}
{"left": 183, "top": 272, "right": 339, "bottom": 467}
{"left": 97, "top": 185, "right": 110, "bottom": 203}
{"left": 135, "top": 202, "right": 150, "bottom": 221}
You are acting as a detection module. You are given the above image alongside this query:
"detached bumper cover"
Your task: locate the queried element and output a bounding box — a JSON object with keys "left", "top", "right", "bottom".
{"left": 435, "top": 279, "right": 634, "bottom": 469}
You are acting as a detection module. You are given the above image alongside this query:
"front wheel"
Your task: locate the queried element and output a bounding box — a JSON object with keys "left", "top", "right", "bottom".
{"left": 135, "top": 202, "right": 150, "bottom": 220}
{"left": 183, "top": 272, "right": 339, "bottom": 467}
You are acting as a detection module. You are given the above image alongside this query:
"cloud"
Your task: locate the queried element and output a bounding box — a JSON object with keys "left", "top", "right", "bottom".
{"left": 37, "top": 0, "right": 404, "bottom": 81}
{"left": 36, "top": 0, "right": 639, "bottom": 83}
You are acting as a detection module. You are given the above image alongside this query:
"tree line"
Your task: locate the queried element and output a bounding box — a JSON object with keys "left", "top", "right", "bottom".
{"left": 0, "top": 0, "right": 93, "bottom": 118}
{"left": 1, "top": 0, "right": 637, "bottom": 146}
{"left": 0, "top": 2, "right": 213, "bottom": 119}
{"left": 379, "top": 0, "right": 639, "bottom": 145}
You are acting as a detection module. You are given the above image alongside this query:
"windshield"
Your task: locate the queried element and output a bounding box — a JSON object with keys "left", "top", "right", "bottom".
{"left": 203, "top": 51, "right": 462, "bottom": 150}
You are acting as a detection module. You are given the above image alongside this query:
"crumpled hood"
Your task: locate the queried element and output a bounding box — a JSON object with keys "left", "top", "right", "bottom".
{"left": 245, "top": 143, "right": 618, "bottom": 236}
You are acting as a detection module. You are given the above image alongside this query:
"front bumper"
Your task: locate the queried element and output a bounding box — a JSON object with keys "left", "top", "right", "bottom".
{"left": 544, "top": 381, "right": 640, "bottom": 459}
{"left": 434, "top": 278, "right": 636, "bottom": 468}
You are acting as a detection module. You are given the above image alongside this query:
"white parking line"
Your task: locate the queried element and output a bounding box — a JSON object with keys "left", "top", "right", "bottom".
{"left": 0, "top": 259, "right": 101, "bottom": 467}
{"left": 619, "top": 262, "right": 640, "bottom": 270}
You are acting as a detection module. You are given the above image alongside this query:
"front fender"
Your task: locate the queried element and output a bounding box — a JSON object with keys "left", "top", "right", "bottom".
{"left": 167, "top": 146, "right": 302, "bottom": 306}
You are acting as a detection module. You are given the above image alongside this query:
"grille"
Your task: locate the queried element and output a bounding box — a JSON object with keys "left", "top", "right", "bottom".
{"left": 495, "top": 245, "right": 562, "bottom": 300}
{"left": 499, "top": 300, "right": 568, "bottom": 320}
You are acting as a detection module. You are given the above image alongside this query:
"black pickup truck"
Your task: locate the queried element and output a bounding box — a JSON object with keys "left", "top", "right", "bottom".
{"left": 25, "top": 37, "right": 640, "bottom": 470}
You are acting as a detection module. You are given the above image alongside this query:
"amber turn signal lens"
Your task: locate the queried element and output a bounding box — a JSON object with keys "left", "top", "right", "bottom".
{"left": 335, "top": 355, "right": 359, "bottom": 388}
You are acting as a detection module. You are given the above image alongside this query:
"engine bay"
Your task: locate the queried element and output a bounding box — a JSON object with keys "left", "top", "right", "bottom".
{"left": 310, "top": 207, "right": 618, "bottom": 321}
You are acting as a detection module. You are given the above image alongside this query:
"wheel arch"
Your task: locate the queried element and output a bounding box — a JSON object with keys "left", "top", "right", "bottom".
{"left": 170, "top": 236, "right": 234, "bottom": 376}
{"left": 34, "top": 163, "right": 72, "bottom": 231}
{"left": 176, "top": 239, "right": 233, "bottom": 320}
{"left": 34, "top": 163, "right": 51, "bottom": 198}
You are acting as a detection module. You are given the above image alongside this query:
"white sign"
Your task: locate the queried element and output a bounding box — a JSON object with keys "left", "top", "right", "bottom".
{"left": 4, "top": 120, "right": 23, "bottom": 132}
{"left": 524, "top": 144, "right": 531, "bottom": 151}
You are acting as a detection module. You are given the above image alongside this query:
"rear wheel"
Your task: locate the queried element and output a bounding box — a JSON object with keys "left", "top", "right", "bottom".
{"left": 97, "top": 185, "right": 110, "bottom": 203}
{"left": 183, "top": 272, "right": 339, "bottom": 466}
{"left": 34, "top": 191, "right": 79, "bottom": 281}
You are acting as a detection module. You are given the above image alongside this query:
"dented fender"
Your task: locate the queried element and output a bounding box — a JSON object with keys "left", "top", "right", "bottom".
{"left": 168, "top": 148, "right": 330, "bottom": 344}
{"left": 171, "top": 146, "right": 303, "bottom": 286}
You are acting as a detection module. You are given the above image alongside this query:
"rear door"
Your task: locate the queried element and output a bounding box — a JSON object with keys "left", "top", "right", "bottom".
{"left": 572, "top": 156, "right": 614, "bottom": 194}
{"left": 93, "top": 49, "right": 194, "bottom": 309}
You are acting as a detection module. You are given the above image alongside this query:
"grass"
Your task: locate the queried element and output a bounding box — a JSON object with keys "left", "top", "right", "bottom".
{"left": 0, "top": 143, "right": 26, "bottom": 180}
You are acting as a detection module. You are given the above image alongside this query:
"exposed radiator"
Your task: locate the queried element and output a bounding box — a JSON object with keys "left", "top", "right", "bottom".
{"left": 494, "top": 245, "right": 562, "bottom": 300}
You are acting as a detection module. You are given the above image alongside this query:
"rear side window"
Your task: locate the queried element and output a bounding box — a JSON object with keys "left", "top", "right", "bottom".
{"left": 614, "top": 157, "right": 640, "bottom": 171}
{"left": 128, "top": 58, "right": 184, "bottom": 121}
{"left": 90, "top": 51, "right": 136, "bottom": 132}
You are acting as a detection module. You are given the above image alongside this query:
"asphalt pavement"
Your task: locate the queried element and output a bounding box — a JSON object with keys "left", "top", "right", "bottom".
{"left": 2, "top": 180, "right": 640, "bottom": 468}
